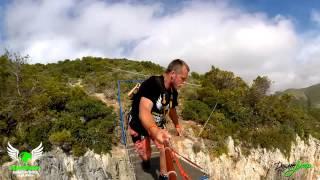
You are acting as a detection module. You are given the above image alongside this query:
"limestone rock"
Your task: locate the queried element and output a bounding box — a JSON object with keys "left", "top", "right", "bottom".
{"left": 172, "top": 135, "right": 320, "bottom": 180}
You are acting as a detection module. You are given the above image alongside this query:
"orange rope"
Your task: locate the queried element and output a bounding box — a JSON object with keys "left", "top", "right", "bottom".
{"left": 171, "top": 150, "right": 191, "bottom": 180}
{"left": 170, "top": 148, "right": 205, "bottom": 171}
{"left": 164, "top": 144, "right": 191, "bottom": 180}
{"left": 164, "top": 146, "right": 177, "bottom": 180}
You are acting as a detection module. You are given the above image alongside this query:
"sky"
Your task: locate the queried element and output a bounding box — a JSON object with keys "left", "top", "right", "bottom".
{"left": 0, "top": 0, "right": 320, "bottom": 91}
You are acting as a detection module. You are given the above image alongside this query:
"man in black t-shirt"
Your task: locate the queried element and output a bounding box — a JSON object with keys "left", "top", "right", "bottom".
{"left": 128, "top": 59, "right": 189, "bottom": 180}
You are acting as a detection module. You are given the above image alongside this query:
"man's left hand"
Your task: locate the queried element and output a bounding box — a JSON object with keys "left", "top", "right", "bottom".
{"left": 175, "top": 125, "right": 183, "bottom": 136}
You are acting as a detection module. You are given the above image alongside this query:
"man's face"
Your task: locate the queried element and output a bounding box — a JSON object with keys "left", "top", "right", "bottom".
{"left": 172, "top": 65, "right": 189, "bottom": 89}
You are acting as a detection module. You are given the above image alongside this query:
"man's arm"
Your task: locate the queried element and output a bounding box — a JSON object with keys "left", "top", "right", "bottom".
{"left": 169, "top": 108, "right": 179, "bottom": 126}
{"left": 139, "top": 97, "right": 171, "bottom": 143}
{"left": 169, "top": 108, "right": 182, "bottom": 136}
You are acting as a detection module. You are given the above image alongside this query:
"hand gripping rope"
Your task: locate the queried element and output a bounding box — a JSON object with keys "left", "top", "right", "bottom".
{"left": 164, "top": 142, "right": 191, "bottom": 180}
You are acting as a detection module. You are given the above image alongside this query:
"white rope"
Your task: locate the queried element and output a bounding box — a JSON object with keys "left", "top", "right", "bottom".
{"left": 105, "top": 66, "right": 201, "bottom": 87}
{"left": 167, "top": 171, "right": 178, "bottom": 177}
{"left": 198, "top": 102, "right": 218, "bottom": 137}
{"left": 104, "top": 66, "right": 149, "bottom": 77}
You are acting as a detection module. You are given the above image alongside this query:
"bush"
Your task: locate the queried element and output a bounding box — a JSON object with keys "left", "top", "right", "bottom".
{"left": 182, "top": 66, "right": 320, "bottom": 157}
{"left": 251, "top": 126, "right": 294, "bottom": 157}
{"left": 49, "top": 130, "right": 73, "bottom": 146}
{"left": 0, "top": 121, "right": 6, "bottom": 131}
{"left": 72, "top": 143, "right": 87, "bottom": 157}
{"left": 66, "top": 96, "right": 114, "bottom": 122}
{"left": 182, "top": 100, "right": 211, "bottom": 123}
{"left": 210, "top": 139, "right": 228, "bottom": 157}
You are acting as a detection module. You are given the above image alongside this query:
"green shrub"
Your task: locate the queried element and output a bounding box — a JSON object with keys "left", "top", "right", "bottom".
{"left": 0, "top": 121, "right": 6, "bottom": 130}
{"left": 72, "top": 143, "right": 87, "bottom": 157}
{"left": 182, "top": 100, "right": 211, "bottom": 123}
{"left": 49, "top": 130, "right": 73, "bottom": 146}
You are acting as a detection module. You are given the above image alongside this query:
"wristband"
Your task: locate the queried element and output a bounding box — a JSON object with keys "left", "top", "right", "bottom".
{"left": 147, "top": 124, "right": 158, "bottom": 134}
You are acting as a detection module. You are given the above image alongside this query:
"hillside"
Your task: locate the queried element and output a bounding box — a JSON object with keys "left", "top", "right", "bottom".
{"left": 282, "top": 83, "right": 320, "bottom": 120}
{"left": 1, "top": 53, "right": 320, "bottom": 166}
{"left": 0, "top": 54, "right": 165, "bottom": 165}
{"left": 283, "top": 83, "right": 320, "bottom": 109}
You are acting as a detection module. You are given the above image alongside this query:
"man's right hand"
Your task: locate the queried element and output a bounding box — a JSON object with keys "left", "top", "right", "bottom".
{"left": 155, "top": 129, "right": 171, "bottom": 145}
{"left": 139, "top": 97, "right": 171, "bottom": 145}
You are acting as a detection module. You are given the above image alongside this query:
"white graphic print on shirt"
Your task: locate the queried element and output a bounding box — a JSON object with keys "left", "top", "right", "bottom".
{"left": 156, "top": 95, "right": 162, "bottom": 110}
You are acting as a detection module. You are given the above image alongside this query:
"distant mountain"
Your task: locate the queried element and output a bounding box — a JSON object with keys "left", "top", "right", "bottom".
{"left": 282, "top": 83, "right": 320, "bottom": 109}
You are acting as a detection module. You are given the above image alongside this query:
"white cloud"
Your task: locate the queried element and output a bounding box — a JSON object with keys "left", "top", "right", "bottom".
{"left": 2, "top": 0, "right": 320, "bottom": 91}
{"left": 129, "top": 2, "right": 299, "bottom": 91}
{"left": 4, "top": 0, "right": 161, "bottom": 62}
{"left": 292, "top": 33, "right": 320, "bottom": 88}
{"left": 311, "top": 10, "right": 320, "bottom": 25}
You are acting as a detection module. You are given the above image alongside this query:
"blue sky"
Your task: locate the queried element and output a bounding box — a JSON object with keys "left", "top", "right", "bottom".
{"left": 0, "top": 0, "right": 8, "bottom": 42}
{"left": 0, "top": 0, "right": 320, "bottom": 91}
{"left": 230, "top": 0, "right": 320, "bottom": 32}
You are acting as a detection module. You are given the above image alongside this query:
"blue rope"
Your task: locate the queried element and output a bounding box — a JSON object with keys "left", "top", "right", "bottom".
{"left": 117, "top": 79, "right": 145, "bottom": 145}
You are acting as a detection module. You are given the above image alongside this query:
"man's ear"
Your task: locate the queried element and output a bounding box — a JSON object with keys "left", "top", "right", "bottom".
{"left": 171, "top": 71, "right": 176, "bottom": 80}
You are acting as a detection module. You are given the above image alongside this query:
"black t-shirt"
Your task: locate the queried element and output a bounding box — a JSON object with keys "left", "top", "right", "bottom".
{"left": 129, "top": 75, "right": 178, "bottom": 136}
